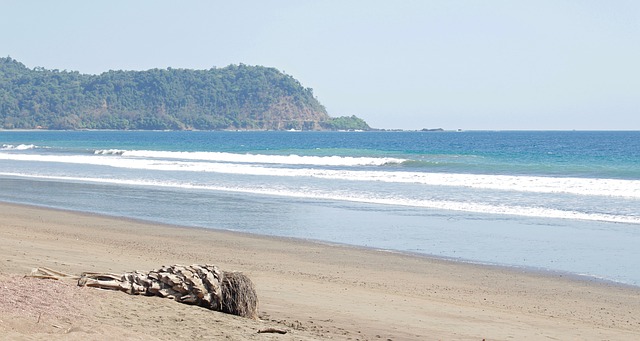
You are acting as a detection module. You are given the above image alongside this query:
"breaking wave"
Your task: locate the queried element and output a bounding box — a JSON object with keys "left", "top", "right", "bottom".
{"left": 94, "top": 149, "right": 405, "bottom": 166}
{"left": 1, "top": 152, "right": 639, "bottom": 199}
{"left": 1, "top": 144, "right": 36, "bottom": 150}
{"left": 1, "top": 171, "right": 639, "bottom": 225}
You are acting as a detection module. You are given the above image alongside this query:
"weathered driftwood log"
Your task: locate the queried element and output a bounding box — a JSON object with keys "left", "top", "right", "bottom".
{"left": 29, "top": 267, "right": 78, "bottom": 280}
{"left": 76, "top": 264, "right": 257, "bottom": 319}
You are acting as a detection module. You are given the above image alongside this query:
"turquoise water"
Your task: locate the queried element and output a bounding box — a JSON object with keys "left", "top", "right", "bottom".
{"left": 1, "top": 130, "right": 639, "bottom": 285}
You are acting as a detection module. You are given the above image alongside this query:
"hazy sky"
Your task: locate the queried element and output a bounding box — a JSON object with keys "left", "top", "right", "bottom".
{"left": 1, "top": 0, "right": 639, "bottom": 130}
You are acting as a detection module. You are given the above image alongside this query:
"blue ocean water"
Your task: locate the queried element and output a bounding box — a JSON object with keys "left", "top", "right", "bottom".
{"left": 1, "top": 130, "right": 639, "bottom": 285}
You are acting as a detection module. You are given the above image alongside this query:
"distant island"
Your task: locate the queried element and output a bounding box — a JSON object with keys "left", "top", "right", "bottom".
{"left": 0, "top": 57, "right": 370, "bottom": 131}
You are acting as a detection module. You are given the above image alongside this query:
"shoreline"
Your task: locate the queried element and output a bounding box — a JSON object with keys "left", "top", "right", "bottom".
{"left": 2, "top": 201, "right": 640, "bottom": 340}
{"left": 5, "top": 200, "right": 638, "bottom": 290}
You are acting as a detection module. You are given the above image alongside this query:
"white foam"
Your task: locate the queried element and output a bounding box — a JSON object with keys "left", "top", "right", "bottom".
{"left": 94, "top": 149, "right": 125, "bottom": 155}
{"left": 94, "top": 149, "right": 405, "bottom": 166}
{"left": 2, "top": 171, "right": 639, "bottom": 225}
{"left": 1, "top": 144, "right": 36, "bottom": 150}
{"left": 1, "top": 152, "right": 638, "bottom": 199}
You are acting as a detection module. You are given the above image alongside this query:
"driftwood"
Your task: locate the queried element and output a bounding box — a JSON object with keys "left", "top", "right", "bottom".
{"left": 29, "top": 267, "right": 78, "bottom": 280}
{"left": 257, "top": 327, "right": 288, "bottom": 334}
{"left": 30, "top": 264, "right": 258, "bottom": 319}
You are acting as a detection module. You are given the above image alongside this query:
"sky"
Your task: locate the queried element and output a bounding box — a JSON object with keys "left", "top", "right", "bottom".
{"left": 1, "top": 0, "right": 639, "bottom": 130}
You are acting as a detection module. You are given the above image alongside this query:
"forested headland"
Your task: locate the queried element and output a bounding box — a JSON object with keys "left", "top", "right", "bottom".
{"left": 0, "top": 57, "right": 370, "bottom": 131}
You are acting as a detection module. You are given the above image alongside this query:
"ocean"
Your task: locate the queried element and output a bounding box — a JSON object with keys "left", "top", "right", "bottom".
{"left": 1, "top": 130, "right": 639, "bottom": 285}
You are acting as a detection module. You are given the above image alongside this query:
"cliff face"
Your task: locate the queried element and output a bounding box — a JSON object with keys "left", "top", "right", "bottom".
{"left": 0, "top": 57, "right": 334, "bottom": 130}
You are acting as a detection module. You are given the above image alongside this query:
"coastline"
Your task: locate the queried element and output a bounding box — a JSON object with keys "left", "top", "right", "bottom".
{"left": 4, "top": 198, "right": 635, "bottom": 289}
{"left": 1, "top": 201, "right": 640, "bottom": 340}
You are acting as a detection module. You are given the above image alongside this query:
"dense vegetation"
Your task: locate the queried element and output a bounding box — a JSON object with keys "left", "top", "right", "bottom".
{"left": 321, "top": 115, "right": 370, "bottom": 131}
{"left": 0, "top": 57, "right": 370, "bottom": 131}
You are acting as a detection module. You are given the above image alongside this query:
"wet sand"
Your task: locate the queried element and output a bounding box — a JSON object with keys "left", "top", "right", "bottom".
{"left": 1, "top": 202, "right": 639, "bottom": 340}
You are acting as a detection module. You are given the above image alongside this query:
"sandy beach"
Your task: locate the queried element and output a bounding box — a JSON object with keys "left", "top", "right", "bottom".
{"left": 0, "top": 202, "right": 639, "bottom": 340}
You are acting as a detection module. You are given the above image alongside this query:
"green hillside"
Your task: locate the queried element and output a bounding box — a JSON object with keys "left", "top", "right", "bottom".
{"left": 0, "top": 57, "right": 369, "bottom": 131}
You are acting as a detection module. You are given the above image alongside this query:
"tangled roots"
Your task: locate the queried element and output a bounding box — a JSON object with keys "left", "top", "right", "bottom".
{"left": 220, "top": 271, "right": 258, "bottom": 319}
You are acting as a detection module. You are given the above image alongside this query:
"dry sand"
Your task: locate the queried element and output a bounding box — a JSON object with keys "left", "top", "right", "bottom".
{"left": 0, "top": 202, "right": 639, "bottom": 340}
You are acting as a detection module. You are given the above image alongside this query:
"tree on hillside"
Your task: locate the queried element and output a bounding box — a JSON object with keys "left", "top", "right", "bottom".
{"left": 0, "top": 57, "right": 369, "bottom": 131}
